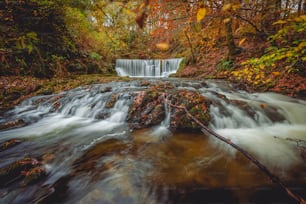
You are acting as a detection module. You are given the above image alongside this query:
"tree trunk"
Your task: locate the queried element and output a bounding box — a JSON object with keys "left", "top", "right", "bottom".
{"left": 298, "top": 0, "right": 303, "bottom": 16}
{"left": 225, "top": 18, "right": 237, "bottom": 60}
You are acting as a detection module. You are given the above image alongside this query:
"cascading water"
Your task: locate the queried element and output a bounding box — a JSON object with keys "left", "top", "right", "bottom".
{"left": 115, "top": 58, "right": 183, "bottom": 77}
{"left": 0, "top": 79, "right": 305, "bottom": 204}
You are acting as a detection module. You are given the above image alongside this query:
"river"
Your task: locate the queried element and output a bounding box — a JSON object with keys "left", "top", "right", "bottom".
{"left": 0, "top": 79, "right": 305, "bottom": 203}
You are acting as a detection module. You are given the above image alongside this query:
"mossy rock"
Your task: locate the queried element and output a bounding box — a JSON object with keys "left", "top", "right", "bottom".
{"left": 105, "top": 94, "right": 119, "bottom": 109}
{"left": 169, "top": 89, "right": 211, "bottom": 131}
{"left": 127, "top": 85, "right": 211, "bottom": 131}
{"left": 128, "top": 90, "right": 165, "bottom": 129}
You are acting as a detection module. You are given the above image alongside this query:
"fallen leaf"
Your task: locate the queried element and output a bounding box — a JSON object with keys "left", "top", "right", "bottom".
{"left": 156, "top": 43, "right": 169, "bottom": 51}
{"left": 197, "top": 8, "right": 206, "bottom": 22}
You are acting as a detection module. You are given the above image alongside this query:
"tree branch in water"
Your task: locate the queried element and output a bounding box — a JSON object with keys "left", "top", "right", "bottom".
{"left": 163, "top": 95, "right": 306, "bottom": 204}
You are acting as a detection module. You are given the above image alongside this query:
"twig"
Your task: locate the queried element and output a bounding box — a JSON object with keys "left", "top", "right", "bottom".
{"left": 163, "top": 95, "right": 306, "bottom": 204}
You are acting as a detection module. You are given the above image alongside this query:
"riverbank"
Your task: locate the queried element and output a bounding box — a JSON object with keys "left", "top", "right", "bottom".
{"left": 176, "top": 65, "right": 306, "bottom": 100}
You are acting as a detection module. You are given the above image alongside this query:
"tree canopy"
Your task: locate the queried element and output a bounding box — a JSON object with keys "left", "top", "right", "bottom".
{"left": 0, "top": 0, "right": 305, "bottom": 90}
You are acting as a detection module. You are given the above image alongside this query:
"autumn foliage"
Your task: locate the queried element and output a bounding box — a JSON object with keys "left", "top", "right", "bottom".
{"left": 0, "top": 0, "right": 305, "bottom": 96}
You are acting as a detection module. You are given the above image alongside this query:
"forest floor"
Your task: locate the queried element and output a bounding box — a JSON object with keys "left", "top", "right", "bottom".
{"left": 176, "top": 41, "right": 306, "bottom": 100}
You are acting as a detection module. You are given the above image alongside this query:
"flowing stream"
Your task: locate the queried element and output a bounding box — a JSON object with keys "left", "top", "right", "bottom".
{"left": 0, "top": 79, "right": 305, "bottom": 204}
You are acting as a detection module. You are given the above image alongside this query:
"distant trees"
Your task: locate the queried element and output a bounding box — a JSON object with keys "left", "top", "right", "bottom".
{"left": 0, "top": 0, "right": 304, "bottom": 78}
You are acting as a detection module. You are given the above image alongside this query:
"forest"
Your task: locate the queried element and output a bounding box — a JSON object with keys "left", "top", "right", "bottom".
{"left": 1, "top": 1, "right": 305, "bottom": 96}
{"left": 0, "top": 1, "right": 306, "bottom": 204}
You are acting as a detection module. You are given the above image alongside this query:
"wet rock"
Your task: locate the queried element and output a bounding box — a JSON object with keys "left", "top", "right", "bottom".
{"left": 0, "top": 119, "right": 26, "bottom": 131}
{"left": 229, "top": 99, "right": 286, "bottom": 123}
{"left": 20, "top": 166, "right": 46, "bottom": 186}
{"left": 128, "top": 85, "right": 211, "bottom": 131}
{"left": 169, "top": 89, "right": 211, "bottom": 131}
{"left": 49, "top": 95, "right": 65, "bottom": 112}
{"left": 0, "top": 157, "right": 40, "bottom": 187}
{"left": 95, "top": 111, "right": 111, "bottom": 120}
{"left": 105, "top": 94, "right": 119, "bottom": 109}
{"left": 140, "top": 80, "right": 150, "bottom": 86}
{"left": 296, "top": 89, "right": 306, "bottom": 100}
{"left": 0, "top": 138, "right": 23, "bottom": 152}
{"left": 36, "top": 175, "right": 72, "bottom": 203}
{"left": 128, "top": 90, "right": 165, "bottom": 129}
{"left": 100, "top": 86, "right": 112, "bottom": 93}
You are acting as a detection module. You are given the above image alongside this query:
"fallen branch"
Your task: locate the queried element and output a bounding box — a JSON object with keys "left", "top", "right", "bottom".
{"left": 164, "top": 95, "right": 306, "bottom": 204}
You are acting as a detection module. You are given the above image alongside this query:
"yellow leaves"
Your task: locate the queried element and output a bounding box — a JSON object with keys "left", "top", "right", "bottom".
{"left": 298, "top": 41, "right": 306, "bottom": 50}
{"left": 33, "top": 10, "right": 38, "bottom": 17}
{"left": 286, "top": 52, "right": 293, "bottom": 57}
{"left": 232, "top": 4, "right": 241, "bottom": 11}
{"left": 197, "top": 8, "right": 206, "bottom": 22}
{"left": 156, "top": 42, "right": 170, "bottom": 51}
{"left": 222, "top": 4, "right": 232, "bottom": 11}
{"left": 300, "top": 15, "right": 306, "bottom": 21}
{"left": 272, "top": 72, "right": 281, "bottom": 77}
{"left": 223, "top": 18, "right": 231, "bottom": 23}
{"left": 273, "top": 20, "right": 287, "bottom": 25}
{"left": 302, "top": 57, "right": 306, "bottom": 61}
{"left": 238, "top": 38, "right": 247, "bottom": 46}
{"left": 222, "top": 4, "right": 240, "bottom": 12}
{"left": 294, "top": 15, "right": 306, "bottom": 22}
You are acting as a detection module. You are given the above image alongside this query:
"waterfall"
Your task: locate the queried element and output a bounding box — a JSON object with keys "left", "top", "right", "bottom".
{"left": 115, "top": 58, "right": 183, "bottom": 77}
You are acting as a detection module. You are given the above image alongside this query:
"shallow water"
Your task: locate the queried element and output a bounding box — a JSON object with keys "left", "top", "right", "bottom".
{"left": 0, "top": 79, "right": 305, "bottom": 203}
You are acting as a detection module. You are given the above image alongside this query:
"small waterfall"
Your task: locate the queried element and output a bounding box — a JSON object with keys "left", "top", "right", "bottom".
{"left": 115, "top": 58, "right": 183, "bottom": 77}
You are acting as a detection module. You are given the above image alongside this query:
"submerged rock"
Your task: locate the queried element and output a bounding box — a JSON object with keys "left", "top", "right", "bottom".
{"left": 0, "top": 138, "right": 23, "bottom": 152}
{"left": 0, "top": 119, "right": 26, "bottom": 131}
{"left": 20, "top": 166, "right": 47, "bottom": 186}
{"left": 0, "top": 157, "right": 45, "bottom": 187}
{"left": 72, "top": 138, "right": 128, "bottom": 174}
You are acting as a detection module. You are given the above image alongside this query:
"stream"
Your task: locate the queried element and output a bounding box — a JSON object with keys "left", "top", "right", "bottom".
{"left": 0, "top": 79, "right": 305, "bottom": 204}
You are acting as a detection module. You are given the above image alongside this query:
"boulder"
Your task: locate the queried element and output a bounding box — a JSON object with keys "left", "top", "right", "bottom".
{"left": 128, "top": 83, "right": 211, "bottom": 131}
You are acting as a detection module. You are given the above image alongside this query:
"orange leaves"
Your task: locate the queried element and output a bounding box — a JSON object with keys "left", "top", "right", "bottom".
{"left": 238, "top": 38, "right": 247, "bottom": 46}
{"left": 156, "top": 42, "right": 170, "bottom": 51}
{"left": 272, "top": 72, "right": 281, "bottom": 77}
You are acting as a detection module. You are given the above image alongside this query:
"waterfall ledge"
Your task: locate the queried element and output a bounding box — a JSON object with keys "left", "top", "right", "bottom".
{"left": 115, "top": 58, "right": 183, "bottom": 77}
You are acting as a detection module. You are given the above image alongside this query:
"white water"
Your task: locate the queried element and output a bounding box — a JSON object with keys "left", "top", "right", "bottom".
{"left": 201, "top": 80, "right": 306, "bottom": 171}
{"left": 115, "top": 58, "right": 183, "bottom": 77}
